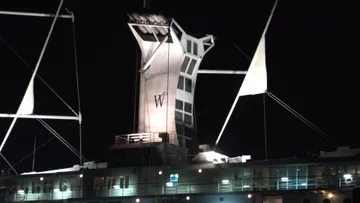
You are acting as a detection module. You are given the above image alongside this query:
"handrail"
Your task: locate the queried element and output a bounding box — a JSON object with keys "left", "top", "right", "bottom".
{"left": 5, "top": 175, "right": 359, "bottom": 201}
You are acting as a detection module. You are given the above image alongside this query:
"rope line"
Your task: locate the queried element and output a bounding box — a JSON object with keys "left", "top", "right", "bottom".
{"left": 0, "top": 35, "right": 78, "bottom": 116}
{"left": 267, "top": 92, "right": 337, "bottom": 145}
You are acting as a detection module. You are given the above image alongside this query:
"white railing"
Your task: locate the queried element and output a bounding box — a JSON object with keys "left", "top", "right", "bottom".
{"left": 115, "top": 133, "right": 162, "bottom": 145}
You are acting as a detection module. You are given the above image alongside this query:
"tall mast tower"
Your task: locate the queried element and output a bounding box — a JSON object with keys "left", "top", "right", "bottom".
{"left": 109, "top": 13, "right": 214, "bottom": 167}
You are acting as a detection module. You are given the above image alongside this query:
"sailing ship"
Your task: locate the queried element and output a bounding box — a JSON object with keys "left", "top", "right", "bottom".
{"left": 0, "top": 0, "right": 358, "bottom": 203}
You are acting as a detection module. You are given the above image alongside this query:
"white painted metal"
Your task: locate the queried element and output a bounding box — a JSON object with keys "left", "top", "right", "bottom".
{"left": 198, "top": 70, "right": 247, "bottom": 75}
{"left": 128, "top": 16, "right": 215, "bottom": 146}
{"left": 142, "top": 36, "right": 169, "bottom": 71}
{"left": 0, "top": 113, "right": 80, "bottom": 120}
{"left": 0, "top": 10, "right": 71, "bottom": 19}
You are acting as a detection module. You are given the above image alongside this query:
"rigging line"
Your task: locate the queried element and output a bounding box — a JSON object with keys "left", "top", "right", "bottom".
{"left": 70, "top": 13, "right": 82, "bottom": 115}
{"left": 268, "top": 94, "right": 335, "bottom": 144}
{"left": 267, "top": 92, "right": 337, "bottom": 144}
{"left": 267, "top": 92, "right": 324, "bottom": 137}
{"left": 263, "top": 93, "right": 268, "bottom": 160}
{"left": 144, "top": 77, "right": 151, "bottom": 133}
{"left": 166, "top": 34, "right": 170, "bottom": 134}
{"left": 37, "top": 119, "right": 81, "bottom": 158}
{"left": 69, "top": 12, "right": 83, "bottom": 165}
{"left": 39, "top": 119, "right": 88, "bottom": 162}
{"left": 0, "top": 35, "right": 78, "bottom": 117}
{"left": 0, "top": 0, "right": 64, "bottom": 153}
{"left": 267, "top": 92, "right": 335, "bottom": 142}
{"left": 37, "top": 119, "right": 88, "bottom": 161}
{"left": 233, "top": 44, "right": 251, "bottom": 61}
{"left": 0, "top": 153, "right": 18, "bottom": 175}
{"left": 12, "top": 137, "right": 55, "bottom": 167}
{"left": 133, "top": 46, "right": 139, "bottom": 132}
{"left": 268, "top": 93, "right": 331, "bottom": 143}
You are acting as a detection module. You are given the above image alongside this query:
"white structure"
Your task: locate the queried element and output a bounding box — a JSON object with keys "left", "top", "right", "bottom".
{"left": 126, "top": 13, "right": 214, "bottom": 147}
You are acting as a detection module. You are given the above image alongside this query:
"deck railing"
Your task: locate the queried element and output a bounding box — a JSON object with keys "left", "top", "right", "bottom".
{"left": 92, "top": 176, "right": 359, "bottom": 198}
{"left": 5, "top": 175, "right": 359, "bottom": 201}
{"left": 115, "top": 133, "right": 162, "bottom": 144}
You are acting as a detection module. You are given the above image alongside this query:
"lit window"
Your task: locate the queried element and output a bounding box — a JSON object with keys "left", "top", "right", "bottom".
{"left": 120, "top": 176, "right": 124, "bottom": 188}
{"left": 125, "top": 176, "right": 129, "bottom": 188}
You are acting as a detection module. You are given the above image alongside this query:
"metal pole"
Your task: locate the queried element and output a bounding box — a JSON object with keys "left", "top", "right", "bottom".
{"left": 198, "top": 70, "right": 247, "bottom": 75}
{"left": 0, "top": 0, "right": 64, "bottom": 152}
{"left": 0, "top": 10, "right": 71, "bottom": 19}
{"left": 32, "top": 136, "right": 37, "bottom": 171}
{"left": 133, "top": 48, "right": 139, "bottom": 132}
{"left": 70, "top": 11, "right": 83, "bottom": 166}
{"left": 0, "top": 113, "right": 80, "bottom": 120}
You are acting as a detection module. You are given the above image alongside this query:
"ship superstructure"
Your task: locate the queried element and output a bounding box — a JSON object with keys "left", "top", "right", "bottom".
{"left": 0, "top": 0, "right": 358, "bottom": 203}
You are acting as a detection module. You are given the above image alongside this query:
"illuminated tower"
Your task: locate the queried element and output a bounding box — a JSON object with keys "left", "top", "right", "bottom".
{"left": 108, "top": 13, "right": 214, "bottom": 167}
{"left": 127, "top": 13, "right": 214, "bottom": 147}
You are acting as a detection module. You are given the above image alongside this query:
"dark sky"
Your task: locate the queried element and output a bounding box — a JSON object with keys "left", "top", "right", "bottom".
{"left": 0, "top": 0, "right": 358, "bottom": 172}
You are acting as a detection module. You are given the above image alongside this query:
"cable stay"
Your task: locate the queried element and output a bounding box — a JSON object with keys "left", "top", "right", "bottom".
{"left": 0, "top": 31, "right": 78, "bottom": 118}
{"left": 12, "top": 137, "right": 55, "bottom": 168}
{"left": 0, "top": 0, "right": 85, "bottom": 173}
{"left": 37, "top": 119, "right": 88, "bottom": 162}
{"left": 267, "top": 92, "right": 337, "bottom": 145}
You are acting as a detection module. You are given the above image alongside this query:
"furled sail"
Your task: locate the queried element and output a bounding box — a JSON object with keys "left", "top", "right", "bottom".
{"left": 238, "top": 36, "right": 267, "bottom": 96}
{"left": 17, "top": 80, "right": 34, "bottom": 114}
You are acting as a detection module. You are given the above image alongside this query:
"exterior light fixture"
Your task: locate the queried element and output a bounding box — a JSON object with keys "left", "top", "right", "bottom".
{"left": 186, "top": 196, "right": 190, "bottom": 200}
{"left": 158, "top": 170, "right": 162, "bottom": 175}
{"left": 79, "top": 174, "right": 83, "bottom": 178}
{"left": 198, "top": 169, "right": 202, "bottom": 173}
{"left": 221, "top": 179, "right": 229, "bottom": 184}
{"left": 328, "top": 193, "right": 333, "bottom": 199}
{"left": 247, "top": 194, "right": 252, "bottom": 198}
{"left": 40, "top": 177, "right": 44, "bottom": 181}
{"left": 136, "top": 198, "right": 140, "bottom": 202}
{"left": 281, "top": 177, "right": 289, "bottom": 182}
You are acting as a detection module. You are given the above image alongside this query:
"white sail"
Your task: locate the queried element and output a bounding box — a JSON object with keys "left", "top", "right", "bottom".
{"left": 215, "top": 0, "right": 278, "bottom": 146}
{"left": 238, "top": 36, "right": 267, "bottom": 96}
{"left": 17, "top": 80, "right": 34, "bottom": 114}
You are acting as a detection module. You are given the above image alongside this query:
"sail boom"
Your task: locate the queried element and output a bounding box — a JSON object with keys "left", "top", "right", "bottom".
{"left": 0, "top": 113, "right": 80, "bottom": 121}
{"left": 198, "top": 70, "right": 247, "bottom": 75}
{"left": 0, "top": 10, "right": 71, "bottom": 19}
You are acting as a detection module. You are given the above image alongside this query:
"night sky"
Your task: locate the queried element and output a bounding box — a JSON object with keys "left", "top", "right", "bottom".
{"left": 0, "top": 0, "right": 358, "bottom": 173}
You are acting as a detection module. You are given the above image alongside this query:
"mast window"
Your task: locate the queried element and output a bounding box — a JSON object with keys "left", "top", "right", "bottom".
{"left": 177, "top": 76, "right": 184, "bottom": 90}
{"left": 185, "top": 78, "right": 192, "bottom": 93}
{"left": 176, "top": 100, "right": 183, "bottom": 110}
{"left": 180, "top": 56, "right": 190, "bottom": 72}
{"left": 193, "top": 42, "right": 198, "bottom": 55}
{"left": 185, "top": 102, "right": 192, "bottom": 113}
{"left": 175, "top": 111, "right": 183, "bottom": 122}
{"left": 186, "top": 59, "right": 197, "bottom": 75}
{"left": 184, "top": 114, "right": 192, "bottom": 125}
{"left": 187, "top": 40, "right": 192, "bottom": 53}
